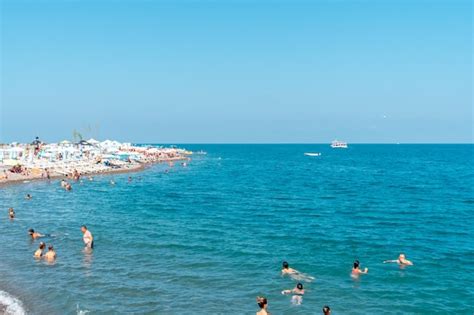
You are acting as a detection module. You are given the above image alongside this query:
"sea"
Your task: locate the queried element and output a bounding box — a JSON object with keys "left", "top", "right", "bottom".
{"left": 0, "top": 144, "right": 473, "bottom": 314}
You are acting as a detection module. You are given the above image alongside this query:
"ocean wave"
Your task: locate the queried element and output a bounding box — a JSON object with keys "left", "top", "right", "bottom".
{"left": 0, "top": 290, "right": 26, "bottom": 315}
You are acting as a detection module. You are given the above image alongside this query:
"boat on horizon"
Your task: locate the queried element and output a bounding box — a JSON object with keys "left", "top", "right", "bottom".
{"left": 331, "top": 140, "right": 348, "bottom": 148}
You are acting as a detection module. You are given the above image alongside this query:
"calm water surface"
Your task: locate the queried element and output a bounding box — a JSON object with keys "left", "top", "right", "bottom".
{"left": 1, "top": 144, "right": 473, "bottom": 314}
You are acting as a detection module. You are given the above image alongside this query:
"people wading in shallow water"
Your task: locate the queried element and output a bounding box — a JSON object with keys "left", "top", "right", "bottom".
{"left": 44, "top": 245, "right": 56, "bottom": 261}
{"left": 384, "top": 253, "right": 413, "bottom": 266}
{"left": 282, "top": 282, "right": 305, "bottom": 305}
{"left": 81, "top": 225, "right": 94, "bottom": 249}
{"left": 8, "top": 207, "right": 15, "bottom": 219}
{"left": 351, "top": 260, "right": 368, "bottom": 278}
{"left": 34, "top": 242, "right": 46, "bottom": 258}
{"left": 256, "top": 296, "right": 270, "bottom": 315}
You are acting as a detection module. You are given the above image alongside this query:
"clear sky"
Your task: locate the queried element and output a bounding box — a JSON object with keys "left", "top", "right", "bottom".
{"left": 1, "top": 0, "right": 472, "bottom": 143}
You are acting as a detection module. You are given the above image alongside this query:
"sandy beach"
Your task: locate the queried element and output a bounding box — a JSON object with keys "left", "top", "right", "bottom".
{"left": 0, "top": 139, "right": 190, "bottom": 188}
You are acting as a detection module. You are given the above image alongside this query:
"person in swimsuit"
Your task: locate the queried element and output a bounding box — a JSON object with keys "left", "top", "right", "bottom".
{"left": 351, "top": 260, "right": 368, "bottom": 277}
{"left": 256, "top": 296, "right": 270, "bottom": 315}
{"left": 282, "top": 283, "right": 305, "bottom": 305}
{"left": 28, "top": 229, "right": 45, "bottom": 239}
{"left": 281, "top": 261, "right": 315, "bottom": 282}
{"left": 323, "top": 305, "right": 331, "bottom": 315}
{"left": 8, "top": 208, "right": 15, "bottom": 219}
{"left": 281, "top": 261, "right": 298, "bottom": 275}
{"left": 60, "top": 179, "right": 67, "bottom": 188}
{"left": 25, "top": 194, "right": 32, "bottom": 200}
{"left": 81, "top": 225, "right": 94, "bottom": 248}
{"left": 384, "top": 253, "right": 413, "bottom": 266}
{"left": 44, "top": 245, "right": 56, "bottom": 261}
{"left": 34, "top": 242, "right": 46, "bottom": 258}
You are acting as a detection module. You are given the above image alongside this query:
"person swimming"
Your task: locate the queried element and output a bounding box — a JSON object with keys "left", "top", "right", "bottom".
{"left": 110, "top": 180, "right": 115, "bottom": 185}
{"left": 44, "top": 245, "right": 56, "bottom": 261}
{"left": 60, "top": 179, "right": 67, "bottom": 188}
{"left": 281, "top": 261, "right": 315, "bottom": 282}
{"left": 8, "top": 208, "right": 15, "bottom": 219}
{"left": 281, "top": 283, "right": 305, "bottom": 305}
{"left": 28, "top": 229, "right": 45, "bottom": 239}
{"left": 34, "top": 242, "right": 46, "bottom": 258}
{"left": 25, "top": 194, "right": 32, "bottom": 200}
{"left": 323, "top": 305, "right": 331, "bottom": 315}
{"left": 384, "top": 253, "right": 413, "bottom": 266}
{"left": 351, "top": 260, "right": 369, "bottom": 277}
{"left": 256, "top": 296, "right": 270, "bottom": 315}
{"left": 65, "top": 183, "right": 72, "bottom": 191}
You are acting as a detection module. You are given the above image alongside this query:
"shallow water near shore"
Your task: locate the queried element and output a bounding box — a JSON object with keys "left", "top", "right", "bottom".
{"left": 1, "top": 144, "right": 473, "bottom": 314}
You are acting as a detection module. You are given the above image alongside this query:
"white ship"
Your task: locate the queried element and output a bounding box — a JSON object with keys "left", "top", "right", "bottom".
{"left": 331, "top": 140, "right": 348, "bottom": 148}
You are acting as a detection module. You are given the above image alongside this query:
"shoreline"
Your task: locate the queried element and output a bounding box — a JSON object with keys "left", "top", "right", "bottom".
{"left": 0, "top": 157, "right": 186, "bottom": 189}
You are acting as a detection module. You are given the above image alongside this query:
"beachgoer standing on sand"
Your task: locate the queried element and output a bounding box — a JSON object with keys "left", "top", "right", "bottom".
{"left": 384, "top": 253, "right": 413, "bottom": 266}
{"left": 256, "top": 296, "right": 270, "bottom": 315}
{"left": 34, "top": 242, "right": 46, "bottom": 258}
{"left": 81, "top": 225, "right": 94, "bottom": 248}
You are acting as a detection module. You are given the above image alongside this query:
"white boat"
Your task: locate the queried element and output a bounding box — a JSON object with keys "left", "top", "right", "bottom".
{"left": 304, "top": 152, "right": 321, "bottom": 157}
{"left": 331, "top": 140, "right": 348, "bottom": 148}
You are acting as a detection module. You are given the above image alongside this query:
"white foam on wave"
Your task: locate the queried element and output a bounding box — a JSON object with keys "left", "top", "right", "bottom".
{"left": 0, "top": 290, "right": 27, "bottom": 315}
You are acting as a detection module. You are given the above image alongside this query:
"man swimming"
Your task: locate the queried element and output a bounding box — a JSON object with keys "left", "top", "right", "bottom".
{"left": 28, "top": 229, "right": 45, "bottom": 239}
{"left": 281, "top": 261, "right": 315, "bottom": 282}
{"left": 81, "top": 225, "right": 94, "bottom": 248}
{"left": 351, "top": 260, "right": 369, "bottom": 277}
{"left": 25, "top": 194, "right": 32, "bottom": 200}
{"left": 44, "top": 245, "right": 56, "bottom": 261}
{"left": 281, "top": 283, "right": 305, "bottom": 305}
{"left": 34, "top": 242, "right": 46, "bottom": 258}
{"left": 60, "top": 179, "right": 67, "bottom": 188}
{"left": 323, "top": 305, "right": 331, "bottom": 315}
{"left": 384, "top": 253, "right": 413, "bottom": 266}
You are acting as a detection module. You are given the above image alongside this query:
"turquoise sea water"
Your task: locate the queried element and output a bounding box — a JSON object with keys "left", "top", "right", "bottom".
{"left": 1, "top": 144, "right": 473, "bottom": 314}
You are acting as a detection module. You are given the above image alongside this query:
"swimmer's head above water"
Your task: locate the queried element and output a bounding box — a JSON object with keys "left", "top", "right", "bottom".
{"left": 353, "top": 260, "right": 360, "bottom": 269}
{"left": 256, "top": 296, "right": 267, "bottom": 309}
{"left": 282, "top": 261, "right": 289, "bottom": 269}
{"left": 323, "top": 305, "right": 331, "bottom": 314}
{"left": 296, "top": 283, "right": 303, "bottom": 290}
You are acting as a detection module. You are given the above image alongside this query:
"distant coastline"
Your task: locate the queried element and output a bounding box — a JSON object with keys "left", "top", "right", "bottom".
{"left": 0, "top": 139, "right": 190, "bottom": 188}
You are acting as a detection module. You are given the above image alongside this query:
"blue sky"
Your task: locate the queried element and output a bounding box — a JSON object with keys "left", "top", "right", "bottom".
{"left": 1, "top": 0, "right": 472, "bottom": 143}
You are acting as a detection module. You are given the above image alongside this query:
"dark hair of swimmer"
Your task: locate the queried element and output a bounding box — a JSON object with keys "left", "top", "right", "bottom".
{"left": 282, "top": 261, "right": 289, "bottom": 269}
{"left": 39, "top": 242, "right": 45, "bottom": 249}
{"left": 256, "top": 296, "right": 267, "bottom": 309}
{"left": 82, "top": 225, "right": 87, "bottom": 229}
{"left": 353, "top": 260, "right": 360, "bottom": 269}
{"left": 296, "top": 283, "right": 303, "bottom": 290}
{"left": 323, "top": 305, "right": 331, "bottom": 314}
{"left": 29, "top": 228, "right": 34, "bottom": 234}
{"left": 48, "top": 245, "right": 54, "bottom": 250}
